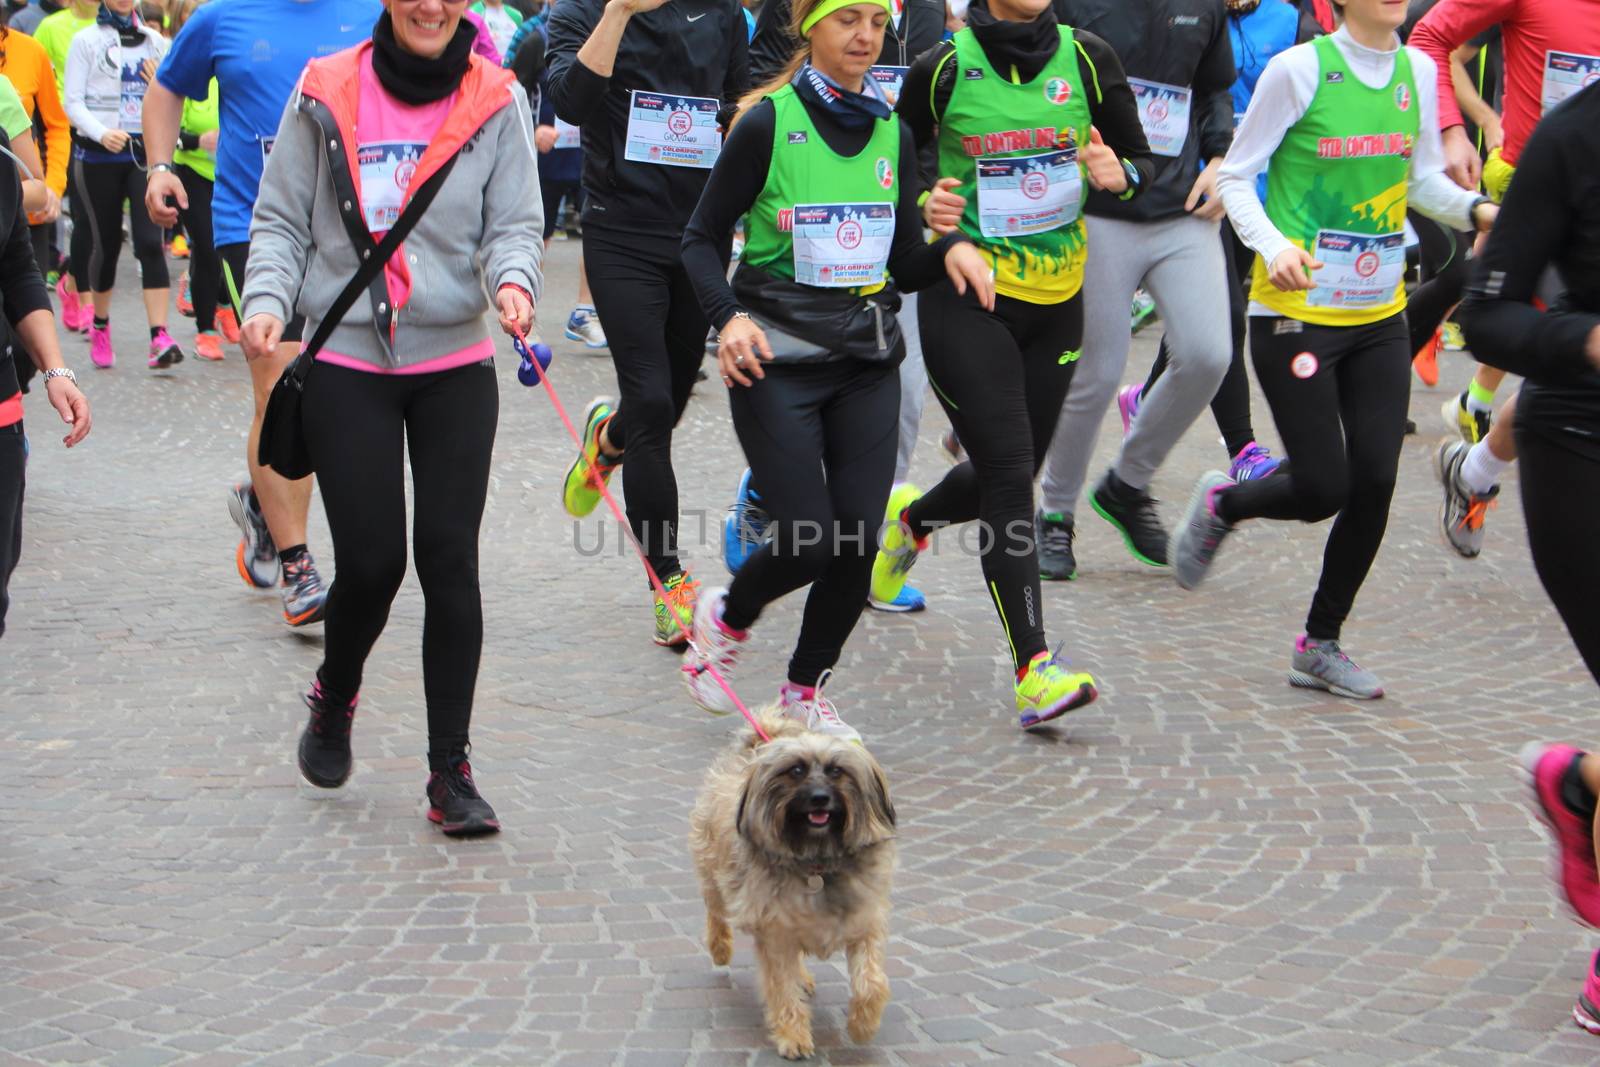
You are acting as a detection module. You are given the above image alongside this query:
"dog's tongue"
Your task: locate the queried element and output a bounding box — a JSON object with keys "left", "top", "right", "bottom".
{"left": 808, "top": 812, "right": 830, "bottom": 826}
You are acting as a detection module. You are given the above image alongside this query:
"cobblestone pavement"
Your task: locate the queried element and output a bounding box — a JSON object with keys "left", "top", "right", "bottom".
{"left": 4, "top": 240, "right": 1598, "bottom": 1067}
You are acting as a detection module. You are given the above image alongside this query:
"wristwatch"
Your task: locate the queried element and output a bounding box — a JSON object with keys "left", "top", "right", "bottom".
{"left": 41, "top": 367, "right": 77, "bottom": 385}
{"left": 147, "top": 162, "right": 176, "bottom": 178}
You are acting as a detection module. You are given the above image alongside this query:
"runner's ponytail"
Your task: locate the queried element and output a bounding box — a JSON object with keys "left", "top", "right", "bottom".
{"left": 732, "top": 0, "right": 825, "bottom": 127}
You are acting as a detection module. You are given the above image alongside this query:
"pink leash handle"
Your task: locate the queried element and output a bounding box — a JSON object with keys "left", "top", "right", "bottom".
{"left": 509, "top": 324, "right": 771, "bottom": 744}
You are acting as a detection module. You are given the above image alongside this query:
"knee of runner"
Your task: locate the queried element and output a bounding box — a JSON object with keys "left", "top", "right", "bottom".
{"left": 1293, "top": 470, "right": 1348, "bottom": 522}
{"left": 338, "top": 548, "right": 408, "bottom": 600}
{"left": 770, "top": 519, "right": 835, "bottom": 574}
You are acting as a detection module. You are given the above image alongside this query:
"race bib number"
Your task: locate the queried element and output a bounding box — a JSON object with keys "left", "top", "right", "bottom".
{"left": 791, "top": 202, "right": 894, "bottom": 288}
{"left": 357, "top": 141, "right": 428, "bottom": 232}
{"left": 1128, "top": 77, "right": 1191, "bottom": 158}
{"left": 975, "top": 148, "right": 1080, "bottom": 240}
{"left": 869, "top": 65, "right": 908, "bottom": 109}
{"left": 1541, "top": 50, "right": 1600, "bottom": 115}
{"left": 553, "top": 118, "right": 581, "bottom": 150}
{"left": 624, "top": 91, "right": 721, "bottom": 169}
{"left": 1307, "top": 230, "right": 1406, "bottom": 309}
{"left": 119, "top": 63, "right": 147, "bottom": 133}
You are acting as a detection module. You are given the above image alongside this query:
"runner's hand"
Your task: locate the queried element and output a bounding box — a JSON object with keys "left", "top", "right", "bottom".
{"left": 496, "top": 284, "right": 534, "bottom": 336}
{"left": 1471, "top": 199, "right": 1498, "bottom": 233}
{"left": 45, "top": 374, "right": 91, "bottom": 447}
{"left": 535, "top": 125, "right": 558, "bottom": 153}
{"left": 1268, "top": 247, "right": 1321, "bottom": 292}
{"left": 99, "top": 129, "right": 129, "bottom": 153}
{"left": 200, "top": 129, "right": 219, "bottom": 153}
{"left": 241, "top": 313, "right": 284, "bottom": 362}
{"left": 943, "top": 241, "right": 994, "bottom": 311}
{"left": 1184, "top": 157, "right": 1225, "bottom": 221}
{"left": 717, "top": 315, "right": 772, "bottom": 387}
{"left": 922, "top": 177, "right": 964, "bottom": 235}
{"left": 140, "top": 57, "right": 158, "bottom": 83}
{"left": 27, "top": 185, "right": 60, "bottom": 224}
{"left": 1483, "top": 115, "right": 1504, "bottom": 153}
{"left": 144, "top": 169, "right": 187, "bottom": 228}
{"left": 1082, "top": 126, "right": 1126, "bottom": 193}
{"left": 1442, "top": 126, "right": 1481, "bottom": 191}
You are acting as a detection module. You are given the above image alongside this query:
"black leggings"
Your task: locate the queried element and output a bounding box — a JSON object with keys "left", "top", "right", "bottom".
{"left": 177, "top": 164, "right": 220, "bottom": 331}
{"left": 1145, "top": 222, "right": 1256, "bottom": 458}
{"left": 73, "top": 156, "right": 169, "bottom": 293}
{"left": 1518, "top": 426, "right": 1600, "bottom": 685}
{"left": 1407, "top": 211, "right": 1471, "bottom": 357}
{"left": 0, "top": 423, "right": 23, "bottom": 641}
{"left": 907, "top": 282, "right": 1083, "bottom": 671}
{"left": 583, "top": 226, "right": 710, "bottom": 581}
{"left": 67, "top": 164, "right": 92, "bottom": 293}
{"left": 302, "top": 360, "right": 498, "bottom": 766}
{"left": 721, "top": 359, "right": 899, "bottom": 686}
{"left": 1216, "top": 313, "right": 1410, "bottom": 641}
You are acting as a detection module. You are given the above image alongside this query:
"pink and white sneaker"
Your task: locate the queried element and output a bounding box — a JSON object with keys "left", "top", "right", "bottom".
{"left": 55, "top": 276, "right": 88, "bottom": 333}
{"left": 89, "top": 324, "right": 115, "bottom": 368}
{"left": 1575, "top": 949, "right": 1600, "bottom": 1035}
{"left": 683, "top": 585, "right": 747, "bottom": 716}
{"left": 1520, "top": 742, "right": 1600, "bottom": 928}
{"left": 1116, "top": 384, "right": 1141, "bottom": 437}
{"left": 147, "top": 328, "right": 184, "bottom": 369}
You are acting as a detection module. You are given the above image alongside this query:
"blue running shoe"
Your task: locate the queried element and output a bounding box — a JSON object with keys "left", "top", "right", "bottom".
{"left": 722, "top": 468, "right": 772, "bottom": 575}
{"left": 869, "top": 584, "right": 926, "bottom": 613}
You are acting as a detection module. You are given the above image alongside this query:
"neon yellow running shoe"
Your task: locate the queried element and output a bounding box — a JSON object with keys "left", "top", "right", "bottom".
{"left": 563, "top": 397, "right": 620, "bottom": 517}
{"left": 1015, "top": 646, "right": 1097, "bottom": 730}
{"left": 870, "top": 483, "right": 925, "bottom": 607}
{"left": 654, "top": 570, "right": 700, "bottom": 647}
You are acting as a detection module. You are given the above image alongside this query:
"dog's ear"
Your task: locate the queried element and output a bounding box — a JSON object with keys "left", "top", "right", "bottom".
{"left": 839, "top": 745, "right": 896, "bottom": 849}
{"left": 872, "top": 764, "right": 896, "bottom": 829}
{"left": 735, "top": 760, "right": 760, "bottom": 844}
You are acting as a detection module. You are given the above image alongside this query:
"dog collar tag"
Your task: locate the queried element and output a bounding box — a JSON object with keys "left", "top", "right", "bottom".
{"left": 806, "top": 874, "right": 824, "bottom": 893}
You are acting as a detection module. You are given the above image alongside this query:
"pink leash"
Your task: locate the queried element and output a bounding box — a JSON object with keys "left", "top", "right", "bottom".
{"left": 511, "top": 329, "right": 771, "bottom": 744}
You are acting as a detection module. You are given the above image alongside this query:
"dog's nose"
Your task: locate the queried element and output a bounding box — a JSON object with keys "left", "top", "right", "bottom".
{"left": 807, "top": 788, "right": 832, "bottom": 810}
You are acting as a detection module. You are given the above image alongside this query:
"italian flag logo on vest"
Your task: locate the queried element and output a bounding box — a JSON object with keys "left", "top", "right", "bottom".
{"left": 875, "top": 156, "right": 894, "bottom": 189}
{"left": 1394, "top": 82, "right": 1411, "bottom": 111}
{"left": 1044, "top": 77, "right": 1071, "bottom": 105}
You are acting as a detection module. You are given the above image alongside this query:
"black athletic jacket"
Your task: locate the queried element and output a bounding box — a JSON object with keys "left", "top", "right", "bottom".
{"left": 1459, "top": 82, "right": 1600, "bottom": 461}
{"left": 0, "top": 131, "right": 49, "bottom": 407}
{"left": 545, "top": 0, "right": 749, "bottom": 240}
{"left": 1052, "top": 0, "right": 1235, "bottom": 222}
{"left": 748, "top": 0, "right": 946, "bottom": 84}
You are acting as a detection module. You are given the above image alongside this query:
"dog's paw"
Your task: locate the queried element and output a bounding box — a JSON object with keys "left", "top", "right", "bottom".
{"left": 773, "top": 1029, "right": 815, "bottom": 1060}
{"left": 798, "top": 966, "right": 815, "bottom": 998}
{"left": 847, "top": 997, "right": 885, "bottom": 1044}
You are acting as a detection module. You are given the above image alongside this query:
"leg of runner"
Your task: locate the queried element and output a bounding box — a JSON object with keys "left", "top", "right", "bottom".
{"left": 74, "top": 157, "right": 128, "bottom": 367}
{"left": 869, "top": 290, "right": 927, "bottom": 613}
{"left": 1436, "top": 390, "right": 1515, "bottom": 558}
{"left": 120, "top": 163, "right": 181, "bottom": 369}
{"left": 1406, "top": 212, "right": 1469, "bottom": 386}
{"left": 177, "top": 163, "right": 223, "bottom": 360}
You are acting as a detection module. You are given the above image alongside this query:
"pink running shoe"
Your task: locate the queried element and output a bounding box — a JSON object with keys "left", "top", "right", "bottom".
{"left": 1520, "top": 742, "right": 1600, "bottom": 928}
{"left": 89, "top": 324, "right": 115, "bottom": 368}
{"left": 55, "top": 276, "right": 87, "bottom": 333}
{"left": 1116, "top": 384, "right": 1141, "bottom": 436}
{"left": 148, "top": 328, "right": 184, "bottom": 369}
{"left": 1575, "top": 949, "right": 1600, "bottom": 1036}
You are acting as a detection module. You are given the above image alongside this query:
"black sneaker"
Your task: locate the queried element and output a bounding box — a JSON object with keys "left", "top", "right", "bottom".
{"left": 1036, "top": 510, "right": 1077, "bottom": 580}
{"left": 1089, "top": 469, "right": 1169, "bottom": 567}
{"left": 297, "top": 688, "right": 354, "bottom": 788}
{"left": 426, "top": 759, "right": 501, "bottom": 837}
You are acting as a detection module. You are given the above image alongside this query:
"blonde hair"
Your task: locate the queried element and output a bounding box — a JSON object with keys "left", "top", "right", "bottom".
{"left": 166, "top": 0, "right": 204, "bottom": 36}
{"left": 732, "top": 0, "right": 826, "bottom": 127}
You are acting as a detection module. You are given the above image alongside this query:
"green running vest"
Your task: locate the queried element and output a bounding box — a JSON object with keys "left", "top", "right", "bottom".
{"left": 936, "top": 26, "right": 1092, "bottom": 304}
{"left": 741, "top": 84, "right": 900, "bottom": 294}
{"left": 1250, "top": 35, "right": 1420, "bottom": 327}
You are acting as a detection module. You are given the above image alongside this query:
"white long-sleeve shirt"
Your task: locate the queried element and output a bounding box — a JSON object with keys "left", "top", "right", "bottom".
{"left": 1218, "top": 26, "right": 1478, "bottom": 311}
{"left": 63, "top": 23, "right": 167, "bottom": 145}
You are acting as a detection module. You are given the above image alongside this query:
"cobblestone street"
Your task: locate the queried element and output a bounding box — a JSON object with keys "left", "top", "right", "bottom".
{"left": 3, "top": 240, "right": 1597, "bottom": 1066}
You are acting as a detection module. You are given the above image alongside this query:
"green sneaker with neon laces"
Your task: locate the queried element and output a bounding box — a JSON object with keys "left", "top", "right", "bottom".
{"left": 563, "top": 397, "right": 621, "bottom": 518}
{"left": 653, "top": 570, "right": 701, "bottom": 647}
{"left": 870, "top": 483, "right": 925, "bottom": 607}
{"left": 1015, "top": 646, "right": 1098, "bottom": 729}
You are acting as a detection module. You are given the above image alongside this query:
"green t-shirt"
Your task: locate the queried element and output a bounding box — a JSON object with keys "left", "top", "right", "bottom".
{"left": 0, "top": 79, "right": 30, "bottom": 143}
{"left": 33, "top": 8, "right": 97, "bottom": 96}
{"left": 175, "top": 78, "right": 220, "bottom": 182}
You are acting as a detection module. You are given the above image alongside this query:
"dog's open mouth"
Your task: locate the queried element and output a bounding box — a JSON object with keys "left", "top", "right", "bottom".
{"left": 807, "top": 811, "right": 833, "bottom": 827}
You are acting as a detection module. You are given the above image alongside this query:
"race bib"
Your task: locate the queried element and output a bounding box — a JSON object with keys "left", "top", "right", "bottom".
{"left": 975, "top": 148, "right": 1080, "bottom": 240}
{"left": 624, "top": 91, "right": 721, "bottom": 169}
{"left": 1128, "top": 77, "right": 1191, "bottom": 158}
{"left": 869, "top": 66, "right": 908, "bottom": 109}
{"left": 1307, "top": 229, "right": 1406, "bottom": 309}
{"left": 791, "top": 202, "right": 894, "bottom": 288}
{"left": 553, "top": 118, "right": 581, "bottom": 150}
{"left": 119, "top": 62, "right": 147, "bottom": 133}
{"left": 1541, "top": 50, "right": 1600, "bottom": 115}
{"left": 357, "top": 141, "right": 428, "bottom": 232}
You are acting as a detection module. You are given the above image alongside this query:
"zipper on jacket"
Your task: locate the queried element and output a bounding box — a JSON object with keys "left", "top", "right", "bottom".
{"left": 872, "top": 302, "right": 886, "bottom": 352}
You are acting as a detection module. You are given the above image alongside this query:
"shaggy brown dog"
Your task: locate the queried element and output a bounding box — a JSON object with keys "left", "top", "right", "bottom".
{"left": 689, "top": 717, "right": 897, "bottom": 1060}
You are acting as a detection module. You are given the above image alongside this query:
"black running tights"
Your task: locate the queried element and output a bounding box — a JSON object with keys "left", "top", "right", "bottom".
{"left": 302, "top": 360, "right": 498, "bottom": 767}
{"left": 1145, "top": 222, "right": 1256, "bottom": 458}
{"left": 722, "top": 358, "right": 899, "bottom": 686}
{"left": 907, "top": 282, "right": 1083, "bottom": 670}
{"left": 1518, "top": 427, "right": 1600, "bottom": 685}
{"left": 1406, "top": 211, "right": 1471, "bottom": 357}
{"left": 0, "top": 424, "right": 23, "bottom": 640}
{"left": 583, "top": 227, "right": 710, "bottom": 581}
{"left": 1215, "top": 313, "right": 1410, "bottom": 641}
{"left": 68, "top": 166, "right": 91, "bottom": 293}
{"left": 73, "top": 158, "right": 168, "bottom": 293}
{"left": 177, "top": 164, "right": 220, "bottom": 331}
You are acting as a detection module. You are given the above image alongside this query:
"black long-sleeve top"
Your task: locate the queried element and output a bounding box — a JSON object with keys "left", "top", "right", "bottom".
{"left": 682, "top": 95, "right": 968, "bottom": 333}
{"left": 1051, "top": 0, "right": 1235, "bottom": 221}
{"left": 545, "top": 0, "right": 749, "bottom": 243}
{"left": 897, "top": 17, "right": 1156, "bottom": 198}
{"left": 0, "top": 131, "right": 50, "bottom": 407}
{"left": 1458, "top": 82, "right": 1600, "bottom": 460}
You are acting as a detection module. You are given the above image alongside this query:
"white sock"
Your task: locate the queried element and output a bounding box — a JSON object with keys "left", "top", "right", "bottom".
{"left": 1459, "top": 440, "right": 1509, "bottom": 495}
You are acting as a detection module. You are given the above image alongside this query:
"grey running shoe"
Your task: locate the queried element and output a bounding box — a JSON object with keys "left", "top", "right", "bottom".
{"left": 1289, "top": 636, "right": 1384, "bottom": 700}
{"left": 1171, "top": 471, "right": 1234, "bottom": 591}
{"left": 281, "top": 553, "right": 328, "bottom": 627}
{"left": 1036, "top": 510, "right": 1077, "bottom": 581}
{"left": 1434, "top": 439, "right": 1498, "bottom": 559}
{"left": 227, "top": 483, "right": 278, "bottom": 589}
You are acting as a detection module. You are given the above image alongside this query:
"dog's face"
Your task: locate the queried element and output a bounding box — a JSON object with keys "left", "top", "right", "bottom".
{"left": 736, "top": 733, "right": 895, "bottom": 862}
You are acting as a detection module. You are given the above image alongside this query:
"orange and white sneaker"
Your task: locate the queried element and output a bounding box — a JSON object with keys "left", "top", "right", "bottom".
{"left": 1412, "top": 325, "right": 1442, "bottom": 388}
{"left": 216, "top": 306, "right": 241, "bottom": 344}
{"left": 281, "top": 552, "right": 328, "bottom": 627}
{"left": 194, "top": 331, "right": 225, "bottom": 362}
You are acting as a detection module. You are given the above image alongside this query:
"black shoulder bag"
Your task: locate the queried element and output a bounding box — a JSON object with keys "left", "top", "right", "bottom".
{"left": 257, "top": 153, "right": 459, "bottom": 479}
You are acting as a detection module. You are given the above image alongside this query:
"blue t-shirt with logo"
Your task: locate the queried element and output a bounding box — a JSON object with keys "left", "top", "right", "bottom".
{"left": 156, "top": 0, "right": 382, "bottom": 246}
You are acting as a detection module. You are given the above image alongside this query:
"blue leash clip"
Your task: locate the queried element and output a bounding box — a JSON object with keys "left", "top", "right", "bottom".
{"left": 514, "top": 336, "right": 555, "bottom": 388}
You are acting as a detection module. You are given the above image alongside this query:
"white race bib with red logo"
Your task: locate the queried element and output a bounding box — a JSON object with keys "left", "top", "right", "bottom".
{"left": 1542, "top": 50, "right": 1600, "bottom": 115}
{"left": 357, "top": 141, "right": 428, "bottom": 231}
{"left": 975, "top": 148, "right": 1080, "bottom": 239}
{"left": 791, "top": 202, "right": 894, "bottom": 288}
{"left": 1128, "top": 77, "right": 1192, "bottom": 158}
{"left": 624, "top": 90, "right": 721, "bottom": 168}
{"left": 1307, "top": 229, "right": 1405, "bottom": 309}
